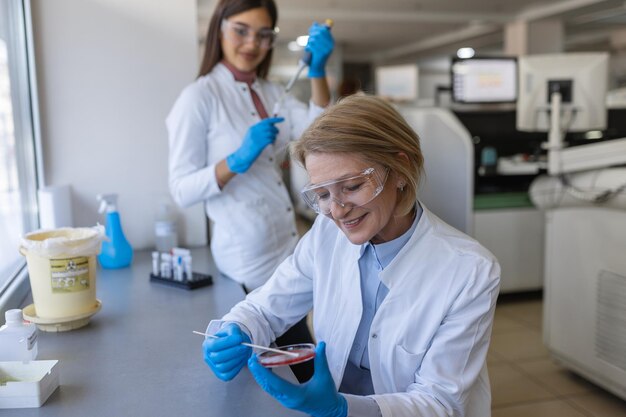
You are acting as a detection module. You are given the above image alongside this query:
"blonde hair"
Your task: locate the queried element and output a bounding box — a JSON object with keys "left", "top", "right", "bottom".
{"left": 291, "top": 95, "right": 424, "bottom": 216}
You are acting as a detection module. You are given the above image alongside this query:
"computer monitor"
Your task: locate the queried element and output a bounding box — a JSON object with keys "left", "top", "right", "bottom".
{"left": 451, "top": 57, "right": 517, "bottom": 103}
{"left": 375, "top": 64, "right": 418, "bottom": 102}
{"left": 517, "top": 53, "right": 609, "bottom": 132}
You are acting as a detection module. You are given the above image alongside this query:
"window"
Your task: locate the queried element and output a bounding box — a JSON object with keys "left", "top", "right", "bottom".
{"left": 0, "top": 0, "right": 40, "bottom": 295}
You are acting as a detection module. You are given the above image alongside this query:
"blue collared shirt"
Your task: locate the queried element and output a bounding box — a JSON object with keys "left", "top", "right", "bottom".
{"left": 341, "top": 205, "right": 422, "bottom": 414}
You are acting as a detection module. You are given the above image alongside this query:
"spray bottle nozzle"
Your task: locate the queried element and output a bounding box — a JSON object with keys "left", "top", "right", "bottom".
{"left": 97, "top": 193, "right": 118, "bottom": 214}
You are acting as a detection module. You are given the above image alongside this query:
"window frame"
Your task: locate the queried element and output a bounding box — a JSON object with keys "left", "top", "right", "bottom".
{"left": 0, "top": 0, "right": 42, "bottom": 313}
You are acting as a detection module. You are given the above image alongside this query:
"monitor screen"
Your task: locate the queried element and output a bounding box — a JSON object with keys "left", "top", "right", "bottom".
{"left": 517, "top": 53, "right": 608, "bottom": 132}
{"left": 375, "top": 64, "right": 418, "bottom": 102}
{"left": 451, "top": 57, "right": 517, "bottom": 103}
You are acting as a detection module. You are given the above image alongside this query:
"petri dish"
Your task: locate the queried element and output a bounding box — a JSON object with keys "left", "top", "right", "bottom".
{"left": 257, "top": 343, "right": 316, "bottom": 368}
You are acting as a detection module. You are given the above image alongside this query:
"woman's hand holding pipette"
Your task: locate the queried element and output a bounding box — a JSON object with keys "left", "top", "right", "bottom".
{"left": 306, "top": 21, "right": 334, "bottom": 78}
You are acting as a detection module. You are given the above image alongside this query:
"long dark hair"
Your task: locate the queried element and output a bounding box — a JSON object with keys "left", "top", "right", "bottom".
{"left": 198, "top": 0, "right": 278, "bottom": 79}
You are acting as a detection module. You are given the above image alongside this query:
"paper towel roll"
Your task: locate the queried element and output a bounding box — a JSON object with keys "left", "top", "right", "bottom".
{"left": 38, "top": 185, "right": 73, "bottom": 229}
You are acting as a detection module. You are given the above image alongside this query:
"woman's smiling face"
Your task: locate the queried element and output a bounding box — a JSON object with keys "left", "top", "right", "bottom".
{"left": 220, "top": 7, "right": 273, "bottom": 73}
{"left": 304, "top": 152, "right": 409, "bottom": 245}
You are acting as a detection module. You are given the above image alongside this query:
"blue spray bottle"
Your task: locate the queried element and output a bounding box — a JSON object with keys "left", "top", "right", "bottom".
{"left": 97, "top": 193, "right": 133, "bottom": 268}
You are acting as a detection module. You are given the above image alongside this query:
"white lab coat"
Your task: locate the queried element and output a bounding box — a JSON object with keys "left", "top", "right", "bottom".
{"left": 166, "top": 63, "right": 324, "bottom": 289}
{"left": 222, "top": 203, "right": 501, "bottom": 417}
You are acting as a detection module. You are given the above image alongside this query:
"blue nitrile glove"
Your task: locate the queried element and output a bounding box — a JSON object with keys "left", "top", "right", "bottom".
{"left": 306, "top": 22, "right": 334, "bottom": 78}
{"left": 202, "top": 323, "right": 252, "bottom": 381}
{"left": 248, "top": 341, "right": 348, "bottom": 417}
{"left": 226, "top": 117, "right": 284, "bottom": 173}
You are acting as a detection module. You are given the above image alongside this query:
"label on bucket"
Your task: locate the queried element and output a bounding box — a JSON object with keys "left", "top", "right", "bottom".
{"left": 50, "top": 257, "right": 90, "bottom": 293}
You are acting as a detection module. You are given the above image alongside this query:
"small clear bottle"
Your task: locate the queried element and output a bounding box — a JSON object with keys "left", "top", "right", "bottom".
{"left": 155, "top": 203, "right": 178, "bottom": 253}
{"left": 0, "top": 309, "right": 38, "bottom": 361}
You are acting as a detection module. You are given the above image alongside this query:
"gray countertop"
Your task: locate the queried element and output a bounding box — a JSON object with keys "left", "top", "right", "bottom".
{"left": 8, "top": 248, "right": 301, "bottom": 416}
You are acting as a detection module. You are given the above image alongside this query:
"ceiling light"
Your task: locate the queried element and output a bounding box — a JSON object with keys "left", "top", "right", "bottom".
{"left": 296, "top": 35, "right": 309, "bottom": 47}
{"left": 288, "top": 41, "right": 302, "bottom": 51}
{"left": 457, "top": 47, "right": 475, "bottom": 59}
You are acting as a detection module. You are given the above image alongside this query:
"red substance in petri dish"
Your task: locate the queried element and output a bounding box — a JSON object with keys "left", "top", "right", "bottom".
{"left": 258, "top": 345, "right": 316, "bottom": 368}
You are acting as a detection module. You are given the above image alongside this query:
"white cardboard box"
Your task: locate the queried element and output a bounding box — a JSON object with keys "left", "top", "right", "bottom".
{"left": 0, "top": 360, "right": 59, "bottom": 408}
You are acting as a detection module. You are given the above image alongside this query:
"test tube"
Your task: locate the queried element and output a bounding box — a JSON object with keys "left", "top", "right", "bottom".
{"left": 160, "top": 253, "right": 172, "bottom": 279}
{"left": 272, "top": 99, "right": 282, "bottom": 117}
{"left": 151, "top": 251, "right": 160, "bottom": 276}
{"left": 183, "top": 255, "right": 192, "bottom": 281}
{"left": 174, "top": 255, "right": 184, "bottom": 281}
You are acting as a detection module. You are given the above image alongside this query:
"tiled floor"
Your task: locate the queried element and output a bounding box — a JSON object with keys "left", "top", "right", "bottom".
{"left": 490, "top": 294, "right": 626, "bottom": 416}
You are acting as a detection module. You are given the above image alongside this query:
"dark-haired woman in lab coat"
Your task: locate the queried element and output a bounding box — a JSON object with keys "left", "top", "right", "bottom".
{"left": 167, "top": 0, "right": 333, "bottom": 381}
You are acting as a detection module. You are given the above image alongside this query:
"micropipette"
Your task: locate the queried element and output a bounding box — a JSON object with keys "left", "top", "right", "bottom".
{"left": 272, "top": 19, "right": 334, "bottom": 117}
{"left": 192, "top": 330, "right": 299, "bottom": 357}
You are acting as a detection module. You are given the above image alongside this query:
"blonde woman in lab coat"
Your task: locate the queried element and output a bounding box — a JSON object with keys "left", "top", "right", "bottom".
{"left": 202, "top": 95, "right": 501, "bottom": 417}
{"left": 167, "top": 0, "right": 333, "bottom": 381}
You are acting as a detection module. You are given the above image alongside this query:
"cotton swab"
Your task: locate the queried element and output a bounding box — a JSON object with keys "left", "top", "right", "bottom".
{"left": 192, "top": 330, "right": 298, "bottom": 357}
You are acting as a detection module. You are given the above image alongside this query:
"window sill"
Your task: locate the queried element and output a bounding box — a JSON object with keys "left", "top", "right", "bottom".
{"left": 0, "top": 266, "right": 30, "bottom": 317}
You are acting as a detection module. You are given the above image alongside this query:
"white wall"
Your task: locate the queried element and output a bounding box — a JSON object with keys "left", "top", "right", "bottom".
{"left": 31, "top": 0, "right": 207, "bottom": 249}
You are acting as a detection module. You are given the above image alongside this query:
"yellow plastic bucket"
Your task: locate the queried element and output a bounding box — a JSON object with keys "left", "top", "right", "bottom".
{"left": 19, "top": 227, "right": 104, "bottom": 320}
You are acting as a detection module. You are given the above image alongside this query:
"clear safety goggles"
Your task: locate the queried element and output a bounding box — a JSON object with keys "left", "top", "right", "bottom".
{"left": 221, "top": 20, "right": 277, "bottom": 49}
{"left": 300, "top": 167, "right": 389, "bottom": 215}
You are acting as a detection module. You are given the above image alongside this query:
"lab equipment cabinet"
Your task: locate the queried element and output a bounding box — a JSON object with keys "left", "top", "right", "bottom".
{"left": 473, "top": 200, "right": 544, "bottom": 293}
{"left": 543, "top": 207, "right": 626, "bottom": 400}
{"left": 453, "top": 109, "right": 546, "bottom": 293}
{"left": 456, "top": 108, "right": 626, "bottom": 293}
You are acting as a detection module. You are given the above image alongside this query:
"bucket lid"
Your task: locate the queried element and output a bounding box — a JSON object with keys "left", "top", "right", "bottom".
{"left": 20, "top": 226, "right": 105, "bottom": 258}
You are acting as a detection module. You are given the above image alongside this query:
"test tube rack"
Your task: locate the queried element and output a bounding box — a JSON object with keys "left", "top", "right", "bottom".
{"left": 149, "top": 272, "right": 213, "bottom": 290}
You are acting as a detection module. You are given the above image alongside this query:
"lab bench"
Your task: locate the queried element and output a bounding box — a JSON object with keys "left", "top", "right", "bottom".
{"left": 10, "top": 249, "right": 299, "bottom": 417}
